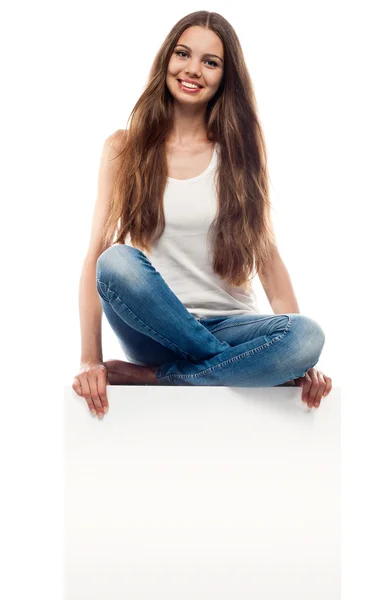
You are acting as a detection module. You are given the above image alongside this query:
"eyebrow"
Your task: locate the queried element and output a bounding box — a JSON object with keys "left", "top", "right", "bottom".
{"left": 175, "top": 43, "right": 224, "bottom": 63}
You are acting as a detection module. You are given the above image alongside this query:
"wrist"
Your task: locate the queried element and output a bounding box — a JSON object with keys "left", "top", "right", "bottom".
{"left": 80, "top": 356, "right": 104, "bottom": 366}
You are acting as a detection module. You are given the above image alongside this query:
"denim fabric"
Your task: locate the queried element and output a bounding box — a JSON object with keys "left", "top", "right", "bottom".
{"left": 96, "top": 245, "right": 325, "bottom": 387}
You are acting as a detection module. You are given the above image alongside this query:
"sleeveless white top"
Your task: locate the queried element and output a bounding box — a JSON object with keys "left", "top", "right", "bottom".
{"left": 126, "top": 142, "right": 259, "bottom": 319}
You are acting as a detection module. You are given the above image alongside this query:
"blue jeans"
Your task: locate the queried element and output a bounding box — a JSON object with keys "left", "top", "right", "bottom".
{"left": 96, "top": 245, "right": 325, "bottom": 386}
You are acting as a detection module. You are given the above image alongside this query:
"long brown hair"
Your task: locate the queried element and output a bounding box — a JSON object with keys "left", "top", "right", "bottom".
{"left": 102, "top": 10, "right": 277, "bottom": 290}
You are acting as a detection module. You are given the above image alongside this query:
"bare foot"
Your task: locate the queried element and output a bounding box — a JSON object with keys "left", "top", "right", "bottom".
{"left": 104, "top": 359, "right": 159, "bottom": 386}
{"left": 275, "top": 379, "right": 298, "bottom": 387}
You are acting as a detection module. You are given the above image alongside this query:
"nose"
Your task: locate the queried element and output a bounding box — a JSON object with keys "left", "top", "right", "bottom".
{"left": 184, "top": 59, "right": 201, "bottom": 77}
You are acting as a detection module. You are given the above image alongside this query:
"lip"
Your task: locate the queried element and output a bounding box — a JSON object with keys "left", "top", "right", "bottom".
{"left": 177, "top": 78, "right": 203, "bottom": 88}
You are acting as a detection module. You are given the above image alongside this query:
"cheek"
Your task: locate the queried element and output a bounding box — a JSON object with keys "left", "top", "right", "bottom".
{"left": 215, "top": 74, "right": 224, "bottom": 88}
{"left": 207, "top": 75, "right": 222, "bottom": 89}
{"left": 167, "top": 58, "right": 180, "bottom": 73}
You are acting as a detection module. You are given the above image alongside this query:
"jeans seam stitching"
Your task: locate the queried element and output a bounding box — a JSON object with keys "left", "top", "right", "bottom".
{"left": 158, "top": 315, "right": 294, "bottom": 381}
{"left": 209, "top": 318, "right": 269, "bottom": 334}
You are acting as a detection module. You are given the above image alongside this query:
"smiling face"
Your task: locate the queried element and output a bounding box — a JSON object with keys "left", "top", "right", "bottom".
{"left": 166, "top": 26, "right": 224, "bottom": 104}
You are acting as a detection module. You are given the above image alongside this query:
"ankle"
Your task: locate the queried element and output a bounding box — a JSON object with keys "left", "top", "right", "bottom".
{"left": 147, "top": 366, "right": 159, "bottom": 384}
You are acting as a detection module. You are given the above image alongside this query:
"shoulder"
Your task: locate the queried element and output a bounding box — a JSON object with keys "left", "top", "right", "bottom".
{"left": 104, "top": 129, "right": 128, "bottom": 154}
{"left": 100, "top": 130, "right": 128, "bottom": 169}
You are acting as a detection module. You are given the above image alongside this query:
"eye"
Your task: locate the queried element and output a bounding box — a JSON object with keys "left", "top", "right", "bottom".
{"left": 174, "top": 50, "right": 218, "bottom": 68}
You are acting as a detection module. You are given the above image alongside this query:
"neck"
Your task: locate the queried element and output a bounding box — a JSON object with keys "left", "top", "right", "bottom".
{"left": 168, "top": 103, "right": 208, "bottom": 146}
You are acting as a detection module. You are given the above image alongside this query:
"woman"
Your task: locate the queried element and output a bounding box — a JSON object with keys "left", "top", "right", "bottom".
{"left": 73, "top": 11, "right": 332, "bottom": 419}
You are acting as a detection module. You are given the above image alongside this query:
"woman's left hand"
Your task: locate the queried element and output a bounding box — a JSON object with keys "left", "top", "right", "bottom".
{"left": 294, "top": 367, "right": 332, "bottom": 409}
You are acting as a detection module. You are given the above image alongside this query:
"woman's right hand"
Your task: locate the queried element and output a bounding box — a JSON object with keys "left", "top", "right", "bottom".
{"left": 72, "top": 361, "right": 109, "bottom": 418}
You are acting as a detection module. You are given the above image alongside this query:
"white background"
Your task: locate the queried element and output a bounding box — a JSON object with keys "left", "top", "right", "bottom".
{"left": 0, "top": 1, "right": 385, "bottom": 598}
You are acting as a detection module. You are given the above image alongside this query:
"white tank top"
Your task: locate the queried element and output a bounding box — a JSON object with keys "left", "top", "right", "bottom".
{"left": 127, "top": 142, "right": 259, "bottom": 319}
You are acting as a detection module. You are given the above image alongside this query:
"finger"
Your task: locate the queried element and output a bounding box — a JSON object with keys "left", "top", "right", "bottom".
{"left": 323, "top": 376, "right": 333, "bottom": 396}
{"left": 300, "top": 373, "right": 312, "bottom": 405}
{"left": 306, "top": 369, "right": 320, "bottom": 408}
{"left": 96, "top": 369, "right": 109, "bottom": 414}
{"left": 79, "top": 376, "right": 97, "bottom": 416}
{"left": 313, "top": 372, "right": 327, "bottom": 408}
{"left": 72, "top": 377, "right": 82, "bottom": 397}
{"left": 88, "top": 373, "right": 105, "bottom": 418}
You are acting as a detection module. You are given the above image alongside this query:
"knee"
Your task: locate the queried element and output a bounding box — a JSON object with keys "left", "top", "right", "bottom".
{"left": 290, "top": 314, "right": 326, "bottom": 371}
{"left": 96, "top": 244, "right": 143, "bottom": 284}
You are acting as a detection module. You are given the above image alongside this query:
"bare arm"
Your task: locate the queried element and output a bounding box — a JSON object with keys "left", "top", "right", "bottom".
{"left": 79, "top": 258, "right": 104, "bottom": 363}
{"left": 78, "top": 129, "right": 126, "bottom": 364}
{"left": 259, "top": 246, "right": 301, "bottom": 314}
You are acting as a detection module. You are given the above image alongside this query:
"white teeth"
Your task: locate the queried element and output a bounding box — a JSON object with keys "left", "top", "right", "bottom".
{"left": 180, "top": 80, "right": 200, "bottom": 89}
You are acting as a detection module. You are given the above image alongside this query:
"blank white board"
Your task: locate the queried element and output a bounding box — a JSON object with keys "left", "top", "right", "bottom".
{"left": 64, "top": 385, "right": 340, "bottom": 599}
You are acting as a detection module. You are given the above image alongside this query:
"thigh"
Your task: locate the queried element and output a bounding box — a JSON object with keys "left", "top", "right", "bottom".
{"left": 201, "top": 313, "right": 292, "bottom": 346}
{"left": 100, "top": 296, "right": 181, "bottom": 367}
